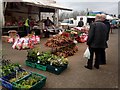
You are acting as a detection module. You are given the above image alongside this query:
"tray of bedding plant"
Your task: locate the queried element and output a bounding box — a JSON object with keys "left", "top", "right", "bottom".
{"left": 35, "top": 52, "right": 52, "bottom": 71}
{"left": 46, "top": 55, "right": 68, "bottom": 75}
{"left": 26, "top": 48, "right": 39, "bottom": 68}
{"left": 12, "top": 72, "right": 47, "bottom": 90}
{"left": 35, "top": 52, "right": 69, "bottom": 74}
{"left": 26, "top": 50, "right": 50, "bottom": 71}
{"left": 0, "top": 59, "right": 30, "bottom": 90}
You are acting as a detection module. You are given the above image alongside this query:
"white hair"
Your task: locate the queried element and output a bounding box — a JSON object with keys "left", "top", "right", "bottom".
{"left": 101, "top": 14, "right": 106, "bottom": 19}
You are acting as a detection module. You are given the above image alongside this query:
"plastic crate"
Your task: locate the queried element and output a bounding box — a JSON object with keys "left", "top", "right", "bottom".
{"left": 25, "top": 60, "right": 36, "bottom": 68}
{"left": 46, "top": 64, "right": 68, "bottom": 75}
{"left": 2, "top": 70, "right": 30, "bottom": 84}
{"left": 2, "top": 72, "right": 16, "bottom": 82}
{"left": 0, "top": 78, "right": 12, "bottom": 90}
{"left": 36, "top": 63, "right": 47, "bottom": 71}
{"left": 12, "top": 72, "right": 47, "bottom": 90}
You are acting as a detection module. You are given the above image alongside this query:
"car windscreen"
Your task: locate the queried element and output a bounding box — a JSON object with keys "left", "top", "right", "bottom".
{"left": 62, "top": 19, "right": 69, "bottom": 23}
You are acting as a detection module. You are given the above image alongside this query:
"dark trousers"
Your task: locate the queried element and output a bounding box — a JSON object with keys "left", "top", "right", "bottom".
{"left": 99, "top": 48, "right": 106, "bottom": 64}
{"left": 87, "top": 47, "right": 103, "bottom": 68}
{"left": 24, "top": 26, "right": 30, "bottom": 36}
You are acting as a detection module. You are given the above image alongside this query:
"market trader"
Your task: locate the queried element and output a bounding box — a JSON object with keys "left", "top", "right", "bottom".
{"left": 100, "top": 14, "right": 111, "bottom": 65}
{"left": 24, "top": 16, "right": 31, "bottom": 36}
{"left": 85, "top": 14, "right": 107, "bottom": 69}
{"left": 44, "top": 17, "right": 54, "bottom": 38}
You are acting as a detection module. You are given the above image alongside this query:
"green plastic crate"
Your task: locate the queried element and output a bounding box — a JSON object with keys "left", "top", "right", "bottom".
{"left": 25, "top": 60, "right": 36, "bottom": 68}
{"left": 1, "top": 69, "right": 31, "bottom": 90}
{"left": 12, "top": 72, "right": 47, "bottom": 90}
{"left": 36, "top": 63, "right": 47, "bottom": 71}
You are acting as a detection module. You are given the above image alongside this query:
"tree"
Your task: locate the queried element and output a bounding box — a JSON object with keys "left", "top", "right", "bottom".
{"left": 59, "top": 10, "right": 87, "bottom": 21}
{"left": 59, "top": 12, "right": 70, "bottom": 21}
{"left": 59, "top": 12, "right": 66, "bottom": 21}
{"left": 79, "top": 10, "right": 86, "bottom": 16}
{"left": 69, "top": 11, "right": 80, "bottom": 19}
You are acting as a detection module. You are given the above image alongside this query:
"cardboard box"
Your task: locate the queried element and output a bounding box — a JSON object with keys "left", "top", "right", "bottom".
{"left": 2, "top": 36, "right": 9, "bottom": 42}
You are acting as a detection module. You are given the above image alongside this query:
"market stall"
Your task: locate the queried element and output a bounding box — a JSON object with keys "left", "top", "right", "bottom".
{"left": 2, "top": 1, "right": 72, "bottom": 38}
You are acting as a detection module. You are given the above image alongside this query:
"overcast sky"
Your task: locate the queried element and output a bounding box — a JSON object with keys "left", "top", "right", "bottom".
{"left": 56, "top": 0, "right": 119, "bottom": 15}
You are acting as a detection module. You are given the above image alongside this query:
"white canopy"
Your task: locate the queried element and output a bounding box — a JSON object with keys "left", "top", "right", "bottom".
{"left": 3, "top": 0, "right": 72, "bottom": 11}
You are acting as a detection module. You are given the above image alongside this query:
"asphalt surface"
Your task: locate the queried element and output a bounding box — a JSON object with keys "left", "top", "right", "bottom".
{"left": 2, "top": 29, "right": 118, "bottom": 89}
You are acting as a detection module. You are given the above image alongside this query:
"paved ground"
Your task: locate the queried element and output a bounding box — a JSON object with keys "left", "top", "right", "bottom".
{"left": 2, "top": 29, "right": 118, "bottom": 89}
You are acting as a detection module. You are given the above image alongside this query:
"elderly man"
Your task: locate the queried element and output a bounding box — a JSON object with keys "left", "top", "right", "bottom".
{"left": 100, "top": 14, "right": 111, "bottom": 65}
{"left": 85, "top": 14, "right": 108, "bottom": 69}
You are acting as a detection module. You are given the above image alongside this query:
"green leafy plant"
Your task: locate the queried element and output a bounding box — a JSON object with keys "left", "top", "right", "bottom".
{"left": 27, "top": 48, "right": 40, "bottom": 62}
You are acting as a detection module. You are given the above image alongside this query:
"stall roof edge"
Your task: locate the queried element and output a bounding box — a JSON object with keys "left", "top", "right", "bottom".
{"left": 3, "top": 0, "right": 73, "bottom": 11}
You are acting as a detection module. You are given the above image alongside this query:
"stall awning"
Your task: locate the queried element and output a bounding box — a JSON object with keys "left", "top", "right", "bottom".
{"left": 45, "top": 3, "right": 72, "bottom": 11}
{"left": 3, "top": 0, "right": 72, "bottom": 11}
{"left": 33, "top": 0, "right": 72, "bottom": 11}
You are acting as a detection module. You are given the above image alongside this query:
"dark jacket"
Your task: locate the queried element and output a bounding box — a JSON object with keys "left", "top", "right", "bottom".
{"left": 87, "top": 20, "right": 108, "bottom": 48}
{"left": 103, "top": 19, "right": 110, "bottom": 41}
{"left": 44, "top": 19, "right": 54, "bottom": 26}
{"left": 77, "top": 20, "right": 84, "bottom": 27}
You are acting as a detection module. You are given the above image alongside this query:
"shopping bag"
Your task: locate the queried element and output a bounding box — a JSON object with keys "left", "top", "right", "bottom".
{"left": 83, "top": 47, "right": 90, "bottom": 59}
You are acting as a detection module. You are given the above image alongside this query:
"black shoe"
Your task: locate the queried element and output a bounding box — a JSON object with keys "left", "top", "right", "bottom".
{"left": 94, "top": 65, "right": 99, "bottom": 69}
{"left": 84, "top": 66, "right": 92, "bottom": 70}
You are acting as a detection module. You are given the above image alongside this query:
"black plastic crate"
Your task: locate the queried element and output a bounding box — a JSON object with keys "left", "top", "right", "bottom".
{"left": 46, "top": 64, "right": 68, "bottom": 75}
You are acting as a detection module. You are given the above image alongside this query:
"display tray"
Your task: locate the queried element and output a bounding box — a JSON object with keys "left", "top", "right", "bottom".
{"left": 1, "top": 69, "right": 30, "bottom": 90}
{"left": 2, "top": 71, "right": 30, "bottom": 83}
{"left": 0, "top": 78, "right": 13, "bottom": 90}
{"left": 46, "top": 64, "right": 68, "bottom": 75}
{"left": 12, "top": 72, "right": 47, "bottom": 90}
{"left": 36, "top": 63, "right": 47, "bottom": 71}
{"left": 2, "top": 72, "right": 16, "bottom": 82}
{"left": 25, "top": 60, "right": 36, "bottom": 68}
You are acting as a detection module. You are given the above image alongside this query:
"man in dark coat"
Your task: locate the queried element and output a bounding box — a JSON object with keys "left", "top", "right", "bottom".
{"left": 85, "top": 14, "right": 107, "bottom": 69}
{"left": 100, "top": 14, "right": 111, "bottom": 65}
{"left": 44, "top": 17, "right": 54, "bottom": 27}
{"left": 101, "top": 14, "right": 111, "bottom": 41}
{"left": 77, "top": 17, "right": 84, "bottom": 27}
{"left": 44, "top": 17, "right": 54, "bottom": 38}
